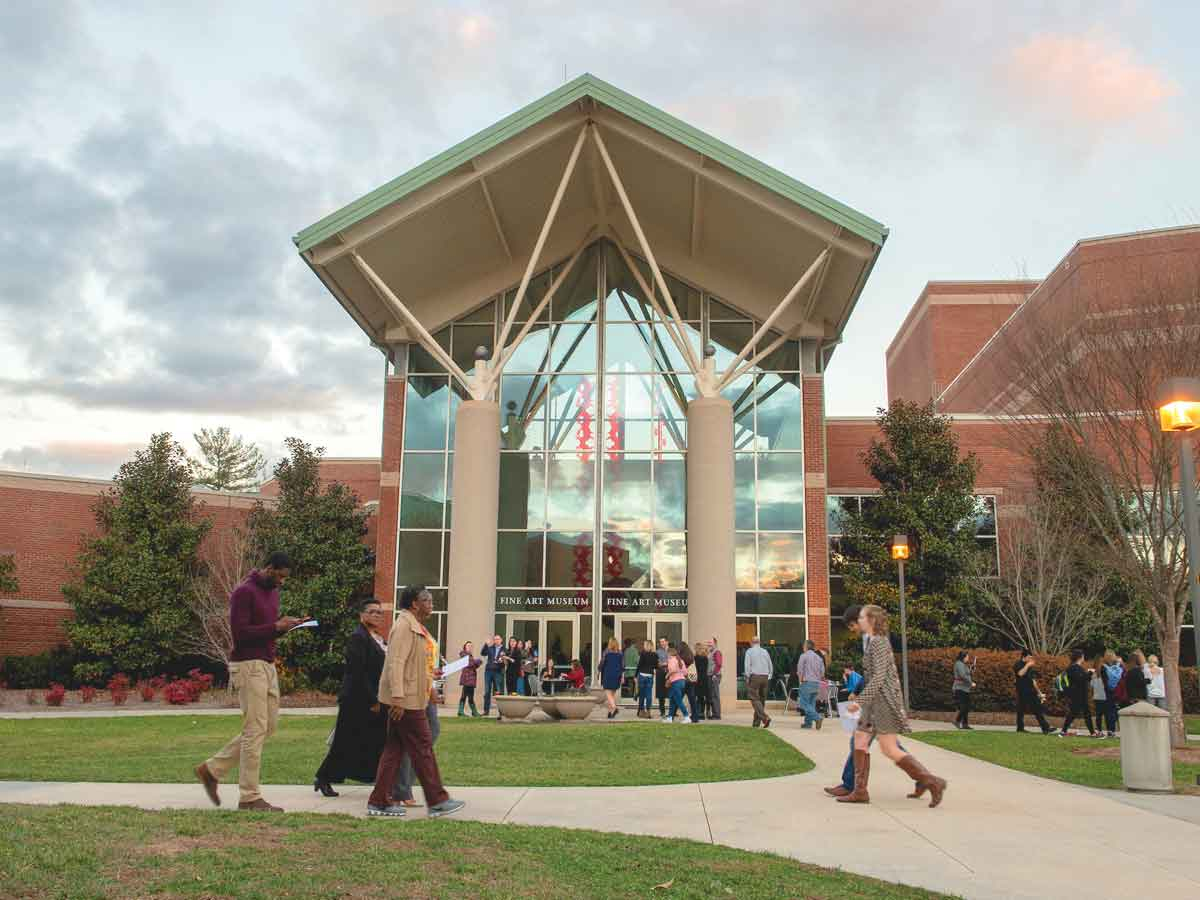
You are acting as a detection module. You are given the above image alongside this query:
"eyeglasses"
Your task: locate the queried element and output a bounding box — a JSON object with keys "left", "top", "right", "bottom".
{"left": 365, "top": 610, "right": 384, "bottom": 616}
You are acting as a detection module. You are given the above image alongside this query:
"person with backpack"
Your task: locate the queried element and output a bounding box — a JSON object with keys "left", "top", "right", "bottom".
{"left": 1058, "top": 650, "right": 1099, "bottom": 738}
{"left": 1099, "top": 652, "right": 1123, "bottom": 737}
{"left": 1013, "top": 650, "right": 1054, "bottom": 734}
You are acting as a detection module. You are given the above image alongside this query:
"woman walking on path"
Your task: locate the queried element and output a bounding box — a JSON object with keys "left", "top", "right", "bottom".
{"left": 457, "top": 642, "right": 481, "bottom": 717}
{"left": 1145, "top": 655, "right": 1167, "bottom": 709}
{"left": 600, "top": 637, "right": 624, "bottom": 718}
{"left": 841, "top": 605, "right": 947, "bottom": 808}
{"left": 678, "top": 642, "right": 698, "bottom": 724}
{"left": 693, "top": 642, "right": 710, "bottom": 722}
{"left": 952, "top": 651, "right": 975, "bottom": 730}
{"left": 636, "top": 640, "right": 658, "bottom": 718}
{"left": 664, "top": 646, "right": 691, "bottom": 723}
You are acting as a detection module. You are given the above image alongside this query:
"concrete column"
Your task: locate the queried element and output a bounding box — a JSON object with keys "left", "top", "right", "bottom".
{"left": 687, "top": 395, "right": 737, "bottom": 710}
{"left": 444, "top": 399, "right": 500, "bottom": 707}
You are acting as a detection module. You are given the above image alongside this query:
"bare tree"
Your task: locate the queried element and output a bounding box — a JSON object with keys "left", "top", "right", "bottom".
{"left": 180, "top": 525, "right": 254, "bottom": 666}
{"left": 985, "top": 254, "right": 1200, "bottom": 746}
{"left": 972, "top": 493, "right": 1110, "bottom": 655}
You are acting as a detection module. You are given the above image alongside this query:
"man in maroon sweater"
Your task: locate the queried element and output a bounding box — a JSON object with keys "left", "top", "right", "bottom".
{"left": 195, "top": 551, "right": 307, "bottom": 811}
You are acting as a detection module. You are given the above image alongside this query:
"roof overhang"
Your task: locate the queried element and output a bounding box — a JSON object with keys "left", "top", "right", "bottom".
{"left": 295, "top": 74, "right": 887, "bottom": 353}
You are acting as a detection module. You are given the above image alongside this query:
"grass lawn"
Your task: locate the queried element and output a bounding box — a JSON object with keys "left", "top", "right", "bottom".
{"left": 1188, "top": 715, "right": 1199, "bottom": 735}
{"left": 0, "top": 805, "right": 947, "bottom": 900}
{"left": 0, "top": 716, "right": 811, "bottom": 787}
{"left": 910, "top": 730, "right": 1200, "bottom": 791}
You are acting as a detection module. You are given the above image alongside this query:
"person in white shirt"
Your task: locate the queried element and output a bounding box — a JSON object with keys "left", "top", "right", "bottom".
{"left": 1145, "top": 655, "right": 1166, "bottom": 709}
{"left": 743, "top": 636, "right": 774, "bottom": 728}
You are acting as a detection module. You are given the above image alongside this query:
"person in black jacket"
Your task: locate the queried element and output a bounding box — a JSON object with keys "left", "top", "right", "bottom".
{"left": 1059, "top": 649, "right": 1099, "bottom": 738}
{"left": 1125, "top": 650, "right": 1149, "bottom": 703}
{"left": 314, "top": 599, "right": 389, "bottom": 795}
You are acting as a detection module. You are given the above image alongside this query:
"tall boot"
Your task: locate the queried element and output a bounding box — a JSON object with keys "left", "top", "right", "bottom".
{"left": 896, "top": 754, "right": 947, "bottom": 808}
{"left": 457, "top": 699, "right": 466, "bottom": 717}
{"left": 836, "top": 750, "right": 870, "bottom": 804}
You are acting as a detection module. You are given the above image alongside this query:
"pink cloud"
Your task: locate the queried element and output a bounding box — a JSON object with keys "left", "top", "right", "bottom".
{"left": 1004, "top": 32, "right": 1178, "bottom": 132}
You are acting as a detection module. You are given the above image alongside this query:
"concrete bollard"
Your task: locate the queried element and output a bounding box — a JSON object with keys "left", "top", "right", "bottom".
{"left": 1118, "top": 701, "right": 1173, "bottom": 792}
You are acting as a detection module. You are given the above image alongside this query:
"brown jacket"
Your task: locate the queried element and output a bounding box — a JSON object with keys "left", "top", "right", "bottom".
{"left": 378, "top": 609, "right": 431, "bottom": 711}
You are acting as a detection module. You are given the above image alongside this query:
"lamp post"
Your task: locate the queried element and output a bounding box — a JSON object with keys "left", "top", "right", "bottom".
{"left": 892, "top": 534, "right": 911, "bottom": 711}
{"left": 1156, "top": 377, "right": 1200, "bottom": 695}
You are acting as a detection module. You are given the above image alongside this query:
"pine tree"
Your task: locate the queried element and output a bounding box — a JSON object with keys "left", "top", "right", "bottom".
{"left": 64, "top": 434, "right": 211, "bottom": 682}
{"left": 191, "top": 427, "right": 267, "bottom": 492}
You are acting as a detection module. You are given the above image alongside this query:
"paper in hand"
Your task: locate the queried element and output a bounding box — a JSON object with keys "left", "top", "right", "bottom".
{"left": 286, "top": 620, "right": 319, "bottom": 633}
{"left": 838, "top": 701, "right": 861, "bottom": 734}
{"left": 441, "top": 656, "right": 470, "bottom": 677}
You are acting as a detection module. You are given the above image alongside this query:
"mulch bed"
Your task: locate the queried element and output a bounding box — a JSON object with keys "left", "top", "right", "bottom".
{"left": 0, "top": 688, "right": 336, "bottom": 712}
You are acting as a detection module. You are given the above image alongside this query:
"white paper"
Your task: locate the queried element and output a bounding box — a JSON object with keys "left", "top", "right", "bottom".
{"left": 440, "top": 655, "right": 471, "bottom": 677}
{"left": 838, "top": 701, "right": 860, "bottom": 734}
{"left": 286, "top": 619, "right": 319, "bottom": 633}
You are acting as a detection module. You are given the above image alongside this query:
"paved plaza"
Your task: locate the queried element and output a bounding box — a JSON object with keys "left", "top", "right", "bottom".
{"left": 3, "top": 709, "right": 1199, "bottom": 898}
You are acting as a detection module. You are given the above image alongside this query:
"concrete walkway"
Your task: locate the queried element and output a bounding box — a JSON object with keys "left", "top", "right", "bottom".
{"left": 4, "top": 712, "right": 1200, "bottom": 899}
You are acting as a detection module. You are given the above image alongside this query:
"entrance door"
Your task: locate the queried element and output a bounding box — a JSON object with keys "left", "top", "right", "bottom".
{"left": 653, "top": 616, "right": 686, "bottom": 651}
{"left": 501, "top": 614, "right": 578, "bottom": 679}
{"left": 615, "top": 617, "right": 651, "bottom": 697}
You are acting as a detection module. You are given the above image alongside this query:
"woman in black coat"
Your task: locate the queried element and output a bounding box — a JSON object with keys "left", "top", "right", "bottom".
{"left": 314, "top": 600, "right": 389, "bottom": 796}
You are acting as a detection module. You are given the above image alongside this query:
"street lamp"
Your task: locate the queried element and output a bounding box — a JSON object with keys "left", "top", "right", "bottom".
{"left": 1156, "top": 377, "right": 1200, "bottom": 693}
{"left": 892, "top": 534, "right": 911, "bottom": 711}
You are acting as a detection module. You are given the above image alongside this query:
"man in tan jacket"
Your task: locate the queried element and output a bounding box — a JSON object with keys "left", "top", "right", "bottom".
{"left": 366, "top": 586, "right": 463, "bottom": 818}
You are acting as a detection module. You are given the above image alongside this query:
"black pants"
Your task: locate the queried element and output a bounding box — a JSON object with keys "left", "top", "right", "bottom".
{"left": 685, "top": 682, "right": 698, "bottom": 721}
{"left": 457, "top": 685, "right": 477, "bottom": 714}
{"left": 1062, "top": 701, "right": 1095, "bottom": 734}
{"left": 1016, "top": 694, "right": 1051, "bottom": 732}
{"left": 1098, "top": 697, "right": 1119, "bottom": 733}
{"left": 953, "top": 689, "right": 971, "bottom": 727}
{"left": 656, "top": 668, "right": 667, "bottom": 714}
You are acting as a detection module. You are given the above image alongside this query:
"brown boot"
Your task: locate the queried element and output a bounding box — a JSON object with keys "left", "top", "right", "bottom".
{"left": 238, "top": 798, "right": 284, "bottom": 812}
{"left": 194, "top": 763, "right": 220, "bottom": 807}
{"left": 824, "top": 785, "right": 851, "bottom": 797}
{"left": 836, "top": 750, "right": 870, "bottom": 804}
{"left": 896, "top": 755, "right": 947, "bottom": 808}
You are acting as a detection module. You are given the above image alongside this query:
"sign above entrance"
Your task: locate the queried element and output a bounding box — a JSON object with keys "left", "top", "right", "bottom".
{"left": 495, "top": 590, "right": 592, "bottom": 612}
{"left": 602, "top": 591, "right": 687, "bottom": 613}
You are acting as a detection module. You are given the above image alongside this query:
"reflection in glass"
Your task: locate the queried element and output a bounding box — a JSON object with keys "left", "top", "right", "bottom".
{"left": 502, "top": 321, "right": 551, "bottom": 373}
{"left": 651, "top": 324, "right": 702, "bottom": 372}
{"left": 399, "top": 454, "right": 446, "bottom": 528}
{"left": 757, "top": 336, "right": 800, "bottom": 372}
{"left": 500, "top": 375, "right": 546, "bottom": 451}
{"left": 601, "top": 532, "right": 650, "bottom": 588}
{"left": 826, "top": 495, "right": 859, "bottom": 534}
{"left": 555, "top": 245, "right": 598, "bottom": 322}
{"left": 754, "top": 374, "right": 803, "bottom": 451}
{"left": 602, "top": 455, "right": 652, "bottom": 531}
{"left": 654, "top": 455, "right": 686, "bottom": 531}
{"left": 710, "top": 297, "right": 750, "bottom": 321}
{"left": 758, "top": 533, "right": 805, "bottom": 589}
{"left": 447, "top": 380, "right": 467, "bottom": 450}
{"left": 547, "top": 375, "right": 597, "bottom": 453}
{"left": 503, "top": 270, "right": 552, "bottom": 322}
{"left": 498, "top": 454, "right": 544, "bottom": 530}
{"left": 721, "top": 375, "right": 755, "bottom": 450}
{"left": 604, "top": 374, "right": 654, "bottom": 453}
{"left": 755, "top": 454, "right": 805, "bottom": 531}
{"left": 496, "top": 532, "right": 543, "bottom": 587}
{"left": 407, "top": 328, "right": 451, "bottom": 373}
{"left": 653, "top": 532, "right": 687, "bottom": 588}
{"left": 397, "top": 531, "right": 442, "bottom": 587}
{"left": 654, "top": 374, "right": 692, "bottom": 453}
{"left": 551, "top": 323, "right": 597, "bottom": 372}
{"left": 972, "top": 496, "right": 997, "bottom": 536}
{"left": 461, "top": 299, "right": 495, "bottom": 324}
{"left": 403, "top": 376, "right": 449, "bottom": 451}
{"left": 736, "top": 592, "right": 804, "bottom": 615}
{"left": 546, "top": 618, "right": 575, "bottom": 667}
{"left": 451, "top": 324, "right": 493, "bottom": 375}
{"left": 605, "top": 323, "right": 654, "bottom": 372}
{"left": 547, "top": 454, "right": 595, "bottom": 532}
{"left": 734, "top": 453, "right": 756, "bottom": 530}
{"left": 760, "top": 616, "right": 807, "bottom": 658}
{"left": 709, "top": 321, "right": 754, "bottom": 371}
{"left": 735, "top": 532, "right": 757, "bottom": 589}
{"left": 445, "top": 453, "right": 454, "bottom": 526}
{"left": 545, "top": 532, "right": 594, "bottom": 587}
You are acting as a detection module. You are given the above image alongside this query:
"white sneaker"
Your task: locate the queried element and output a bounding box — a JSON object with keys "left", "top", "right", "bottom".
{"left": 681, "top": 716, "right": 692, "bottom": 724}
{"left": 661, "top": 716, "right": 673, "bottom": 723}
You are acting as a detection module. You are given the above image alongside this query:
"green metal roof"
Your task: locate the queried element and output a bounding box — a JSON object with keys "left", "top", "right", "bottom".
{"left": 294, "top": 73, "right": 888, "bottom": 253}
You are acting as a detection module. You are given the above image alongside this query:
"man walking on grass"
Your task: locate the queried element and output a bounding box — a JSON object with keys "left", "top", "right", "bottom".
{"left": 195, "top": 551, "right": 307, "bottom": 812}
{"left": 743, "top": 636, "right": 773, "bottom": 728}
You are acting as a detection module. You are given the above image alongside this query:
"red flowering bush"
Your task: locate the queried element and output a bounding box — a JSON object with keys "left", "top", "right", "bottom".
{"left": 149, "top": 675, "right": 167, "bottom": 690}
{"left": 138, "top": 682, "right": 156, "bottom": 702}
{"left": 187, "top": 669, "right": 214, "bottom": 693}
{"left": 107, "top": 673, "right": 130, "bottom": 706}
{"left": 44, "top": 684, "right": 66, "bottom": 707}
{"left": 163, "top": 680, "right": 193, "bottom": 705}
{"left": 79, "top": 685, "right": 97, "bottom": 703}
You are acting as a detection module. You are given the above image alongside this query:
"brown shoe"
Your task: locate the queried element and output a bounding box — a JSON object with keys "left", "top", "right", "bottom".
{"left": 238, "top": 798, "right": 283, "bottom": 812}
{"left": 824, "top": 785, "right": 851, "bottom": 797}
{"left": 194, "top": 763, "right": 220, "bottom": 807}
{"left": 815, "top": 717, "right": 822, "bottom": 730}
{"left": 896, "top": 754, "right": 947, "bottom": 808}
{"left": 836, "top": 750, "right": 870, "bottom": 804}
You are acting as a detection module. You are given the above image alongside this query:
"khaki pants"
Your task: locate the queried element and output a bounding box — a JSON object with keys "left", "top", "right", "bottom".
{"left": 205, "top": 659, "right": 280, "bottom": 803}
{"left": 747, "top": 674, "right": 770, "bottom": 725}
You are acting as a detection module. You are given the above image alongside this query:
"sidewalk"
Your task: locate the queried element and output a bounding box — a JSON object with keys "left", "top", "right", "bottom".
{"left": 4, "top": 713, "right": 1199, "bottom": 899}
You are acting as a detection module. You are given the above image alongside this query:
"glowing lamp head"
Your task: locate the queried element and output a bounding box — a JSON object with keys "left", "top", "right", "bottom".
{"left": 1156, "top": 378, "right": 1200, "bottom": 433}
{"left": 891, "top": 535, "right": 910, "bottom": 561}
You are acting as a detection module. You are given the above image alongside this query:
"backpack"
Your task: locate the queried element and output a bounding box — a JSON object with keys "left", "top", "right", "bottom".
{"left": 1113, "top": 671, "right": 1129, "bottom": 704}
{"left": 686, "top": 662, "right": 698, "bottom": 683}
{"left": 1104, "top": 663, "right": 1122, "bottom": 692}
{"left": 1052, "top": 671, "right": 1071, "bottom": 697}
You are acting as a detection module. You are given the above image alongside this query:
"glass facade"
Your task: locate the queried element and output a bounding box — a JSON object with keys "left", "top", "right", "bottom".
{"left": 395, "top": 240, "right": 806, "bottom": 684}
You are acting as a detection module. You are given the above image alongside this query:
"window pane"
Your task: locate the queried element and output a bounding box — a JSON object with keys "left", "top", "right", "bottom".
{"left": 445, "top": 453, "right": 454, "bottom": 526}
{"left": 827, "top": 495, "right": 859, "bottom": 535}
{"left": 653, "top": 532, "right": 687, "bottom": 588}
{"left": 735, "top": 532, "right": 757, "bottom": 589}
{"left": 758, "top": 336, "right": 800, "bottom": 372}
{"left": 603, "top": 455, "right": 652, "bottom": 531}
{"left": 754, "top": 374, "right": 803, "bottom": 451}
{"left": 500, "top": 375, "right": 547, "bottom": 451}
{"left": 551, "top": 322, "right": 597, "bottom": 372}
{"left": 710, "top": 297, "right": 750, "bottom": 321}
{"left": 758, "top": 533, "right": 806, "bottom": 590}
{"left": 403, "top": 375, "right": 449, "bottom": 451}
{"left": 653, "top": 374, "right": 690, "bottom": 452}
{"left": 407, "top": 328, "right": 451, "bottom": 373}
{"left": 709, "top": 321, "right": 753, "bottom": 371}
{"left": 460, "top": 299, "right": 495, "bottom": 324}
{"left": 601, "top": 532, "right": 651, "bottom": 588}
{"left": 397, "top": 531, "right": 441, "bottom": 587}
{"left": 451, "top": 324, "right": 493, "bottom": 375}
{"left": 498, "top": 454, "right": 544, "bottom": 530}
{"left": 399, "top": 453, "right": 446, "bottom": 528}
{"left": 447, "top": 380, "right": 467, "bottom": 450}
{"left": 547, "top": 454, "right": 595, "bottom": 531}
{"left": 722, "top": 375, "right": 755, "bottom": 450}
{"left": 555, "top": 244, "right": 599, "bottom": 322}
{"left": 547, "top": 374, "right": 597, "bottom": 453}
{"left": 605, "top": 323, "right": 654, "bottom": 372}
{"left": 503, "top": 270, "right": 551, "bottom": 322}
{"left": 756, "top": 453, "right": 805, "bottom": 531}
{"left": 604, "top": 374, "right": 655, "bottom": 453}
{"left": 603, "top": 241, "right": 654, "bottom": 321}
{"left": 760, "top": 617, "right": 807, "bottom": 663}
{"left": 651, "top": 323, "right": 702, "bottom": 372}
{"left": 735, "top": 453, "right": 756, "bottom": 530}
{"left": 654, "top": 455, "right": 686, "bottom": 531}
{"left": 501, "top": 321, "right": 552, "bottom": 373}
{"left": 736, "top": 591, "right": 805, "bottom": 614}
{"left": 496, "top": 532, "right": 544, "bottom": 587}
{"left": 829, "top": 537, "right": 849, "bottom": 576}
{"left": 545, "top": 532, "right": 594, "bottom": 587}
{"left": 973, "top": 496, "right": 997, "bottom": 536}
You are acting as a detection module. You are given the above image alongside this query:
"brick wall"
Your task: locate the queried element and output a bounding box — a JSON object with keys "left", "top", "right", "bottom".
{"left": 261, "top": 458, "right": 380, "bottom": 505}
{"left": 373, "top": 375, "right": 405, "bottom": 610}
{"left": 802, "top": 374, "right": 831, "bottom": 651}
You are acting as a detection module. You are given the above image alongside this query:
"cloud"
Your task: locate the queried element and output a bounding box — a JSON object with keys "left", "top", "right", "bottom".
{"left": 0, "top": 440, "right": 144, "bottom": 479}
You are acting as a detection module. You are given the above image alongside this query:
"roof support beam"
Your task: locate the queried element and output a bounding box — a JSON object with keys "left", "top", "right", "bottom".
{"left": 475, "top": 170, "right": 512, "bottom": 261}
{"left": 689, "top": 170, "right": 702, "bottom": 257}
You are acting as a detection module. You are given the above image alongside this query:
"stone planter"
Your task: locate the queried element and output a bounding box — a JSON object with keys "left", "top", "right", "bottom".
{"left": 553, "top": 695, "right": 599, "bottom": 720}
{"left": 538, "top": 698, "right": 563, "bottom": 720}
{"left": 494, "top": 695, "right": 537, "bottom": 720}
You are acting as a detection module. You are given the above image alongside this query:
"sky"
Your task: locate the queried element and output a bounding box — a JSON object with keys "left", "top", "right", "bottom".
{"left": 3, "top": 1, "right": 1198, "bottom": 481}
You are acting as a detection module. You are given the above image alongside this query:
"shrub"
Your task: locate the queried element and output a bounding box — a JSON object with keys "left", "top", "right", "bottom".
{"left": 1, "top": 646, "right": 81, "bottom": 689}
{"left": 148, "top": 675, "right": 167, "bottom": 690}
{"left": 187, "top": 669, "right": 214, "bottom": 693}
{"left": 44, "top": 684, "right": 66, "bottom": 707}
{"left": 107, "top": 673, "right": 131, "bottom": 706}
{"left": 79, "top": 685, "right": 97, "bottom": 703}
{"left": 163, "top": 680, "right": 193, "bottom": 705}
{"left": 138, "top": 682, "right": 156, "bottom": 702}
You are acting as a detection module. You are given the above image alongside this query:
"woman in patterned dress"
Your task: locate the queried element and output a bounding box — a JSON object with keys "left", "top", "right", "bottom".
{"left": 840, "top": 605, "right": 948, "bottom": 808}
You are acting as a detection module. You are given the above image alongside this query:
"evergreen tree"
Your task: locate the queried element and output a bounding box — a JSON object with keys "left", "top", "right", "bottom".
{"left": 840, "top": 400, "right": 986, "bottom": 649}
{"left": 64, "top": 434, "right": 211, "bottom": 682}
{"left": 245, "top": 438, "right": 374, "bottom": 692}
{"left": 0, "top": 553, "right": 17, "bottom": 593}
{"left": 191, "top": 427, "right": 267, "bottom": 492}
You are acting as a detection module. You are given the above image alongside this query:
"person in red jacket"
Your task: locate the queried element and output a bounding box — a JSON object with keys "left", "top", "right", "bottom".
{"left": 457, "top": 642, "right": 482, "bottom": 717}
{"left": 563, "top": 659, "right": 587, "bottom": 690}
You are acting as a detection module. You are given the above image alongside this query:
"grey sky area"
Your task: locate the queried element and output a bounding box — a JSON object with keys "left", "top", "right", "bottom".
{"left": 2, "top": 1, "right": 1197, "bottom": 479}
